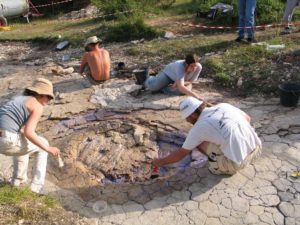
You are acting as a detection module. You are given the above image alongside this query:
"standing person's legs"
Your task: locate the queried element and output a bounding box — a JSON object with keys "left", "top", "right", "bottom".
{"left": 144, "top": 71, "right": 172, "bottom": 92}
{"left": 12, "top": 155, "right": 29, "bottom": 186}
{"left": 282, "top": 0, "right": 299, "bottom": 31}
{"left": 28, "top": 137, "right": 48, "bottom": 193}
{"left": 245, "top": 0, "right": 257, "bottom": 40}
{"left": 13, "top": 135, "right": 49, "bottom": 193}
{"left": 237, "top": 0, "right": 246, "bottom": 39}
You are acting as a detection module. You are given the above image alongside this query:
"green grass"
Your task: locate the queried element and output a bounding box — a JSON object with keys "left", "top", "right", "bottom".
{"left": 126, "top": 29, "right": 300, "bottom": 94}
{"left": 0, "top": 14, "right": 162, "bottom": 45}
{"left": 126, "top": 34, "right": 232, "bottom": 59}
{"left": 0, "top": 184, "right": 58, "bottom": 208}
{"left": 0, "top": 184, "right": 59, "bottom": 222}
{"left": 0, "top": 18, "right": 100, "bottom": 46}
{"left": 0, "top": 185, "right": 35, "bottom": 204}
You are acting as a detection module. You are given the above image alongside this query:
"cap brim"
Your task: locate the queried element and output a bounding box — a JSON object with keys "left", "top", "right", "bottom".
{"left": 85, "top": 40, "right": 101, "bottom": 47}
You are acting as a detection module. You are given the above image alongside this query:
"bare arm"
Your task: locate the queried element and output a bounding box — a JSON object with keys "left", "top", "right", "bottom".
{"left": 244, "top": 113, "right": 251, "bottom": 123}
{"left": 153, "top": 148, "right": 190, "bottom": 167}
{"left": 79, "top": 54, "right": 88, "bottom": 74}
{"left": 238, "top": 107, "right": 251, "bottom": 123}
{"left": 24, "top": 98, "right": 60, "bottom": 157}
{"left": 175, "top": 79, "right": 202, "bottom": 100}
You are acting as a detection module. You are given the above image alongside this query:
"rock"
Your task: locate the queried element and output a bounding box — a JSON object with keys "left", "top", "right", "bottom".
{"left": 244, "top": 212, "right": 259, "bottom": 224}
{"left": 164, "top": 31, "right": 176, "bottom": 39}
{"left": 205, "top": 218, "right": 222, "bottom": 225}
{"left": 273, "top": 211, "right": 284, "bottom": 225}
{"left": 278, "top": 191, "right": 294, "bottom": 202}
{"left": 56, "top": 41, "right": 70, "bottom": 51}
{"left": 261, "top": 195, "right": 280, "bottom": 206}
{"left": 231, "top": 196, "right": 249, "bottom": 212}
{"left": 62, "top": 54, "right": 71, "bottom": 62}
{"left": 187, "top": 210, "right": 207, "bottom": 225}
{"left": 199, "top": 201, "right": 220, "bottom": 217}
{"left": 221, "top": 198, "right": 232, "bottom": 209}
{"left": 273, "top": 178, "right": 292, "bottom": 192}
{"left": 131, "top": 39, "right": 145, "bottom": 44}
{"left": 279, "top": 202, "right": 294, "bottom": 217}
{"left": 52, "top": 66, "right": 74, "bottom": 75}
{"left": 59, "top": 5, "right": 99, "bottom": 20}
{"left": 260, "top": 212, "right": 275, "bottom": 225}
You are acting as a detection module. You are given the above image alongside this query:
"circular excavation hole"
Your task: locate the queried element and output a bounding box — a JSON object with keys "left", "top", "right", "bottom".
{"left": 47, "top": 110, "right": 207, "bottom": 204}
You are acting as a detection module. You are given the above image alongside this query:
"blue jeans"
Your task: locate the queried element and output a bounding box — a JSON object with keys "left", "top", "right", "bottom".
{"left": 237, "top": 0, "right": 257, "bottom": 39}
{"left": 144, "top": 72, "right": 184, "bottom": 95}
{"left": 144, "top": 71, "right": 172, "bottom": 92}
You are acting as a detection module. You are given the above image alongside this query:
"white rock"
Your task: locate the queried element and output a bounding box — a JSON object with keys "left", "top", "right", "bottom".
{"left": 164, "top": 31, "right": 176, "bottom": 39}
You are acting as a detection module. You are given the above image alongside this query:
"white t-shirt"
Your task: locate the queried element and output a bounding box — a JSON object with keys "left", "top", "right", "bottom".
{"left": 182, "top": 103, "right": 261, "bottom": 165}
{"left": 163, "top": 60, "right": 202, "bottom": 82}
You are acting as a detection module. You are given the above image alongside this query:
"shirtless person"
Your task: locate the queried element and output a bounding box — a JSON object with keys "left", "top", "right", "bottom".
{"left": 80, "top": 36, "right": 111, "bottom": 84}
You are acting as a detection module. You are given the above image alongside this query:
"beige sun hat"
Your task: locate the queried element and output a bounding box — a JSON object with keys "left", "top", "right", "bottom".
{"left": 25, "top": 78, "right": 54, "bottom": 99}
{"left": 84, "top": 36, "right": 102, "bottom": 47}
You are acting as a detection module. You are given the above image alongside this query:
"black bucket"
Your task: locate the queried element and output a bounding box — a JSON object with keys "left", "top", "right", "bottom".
{"left": 278, "top": 83, "right": 300, "bottom": 107}
{"left": 133, "top": 67, "right": 149, "bottom": 85}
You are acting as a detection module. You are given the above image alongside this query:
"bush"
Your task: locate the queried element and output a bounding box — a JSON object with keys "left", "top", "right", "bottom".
{"left": 103, "top": 16, "right": 162, "bottom": 42}
{"left": 91, "top": 0, "right": 175, "bottom": 14}
{"left": 31, "top": 0, "right": 90, "bottom": 14}
{"left": 195, "top": 0, "right": 284, "bottom": 25}
{"left": 91, "top": 0, "right": 137, "bottom": 14}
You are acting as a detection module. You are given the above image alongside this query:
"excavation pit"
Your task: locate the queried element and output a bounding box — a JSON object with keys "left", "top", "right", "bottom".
{"left": 47, "top": 110, "right": 208, "bottom": 204}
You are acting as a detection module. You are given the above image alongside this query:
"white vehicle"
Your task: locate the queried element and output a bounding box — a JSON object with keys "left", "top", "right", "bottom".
{"left": 0, "top": 0, "right": 30, "bottom": 26}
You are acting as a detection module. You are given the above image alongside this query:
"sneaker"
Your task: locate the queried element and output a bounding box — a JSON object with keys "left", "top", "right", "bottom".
{"left": 235, "top": 37, "right": 244, "bottom": 42}
{"left": 11, "top": 179, "right": 28, "bottom": 187}
{"left": 30, "top": 183, "right": 44, "bottom": 194}
{"left": 247, "top": 37, "right": 257, "bottom": 43}
{"left": 281, "top": 27, "right": 292, "bottom": 35}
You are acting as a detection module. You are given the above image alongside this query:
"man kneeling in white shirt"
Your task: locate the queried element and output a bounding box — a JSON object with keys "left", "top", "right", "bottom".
{"left": 153, "top": 97, "right": 262, "bottom": 175}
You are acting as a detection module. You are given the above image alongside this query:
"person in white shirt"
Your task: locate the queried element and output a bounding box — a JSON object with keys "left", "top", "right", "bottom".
{"left": 141, "top": 54, "right": 202, "bottom": 99}
{"left": 153, "top": 97, "right": 262, "bottom": 175}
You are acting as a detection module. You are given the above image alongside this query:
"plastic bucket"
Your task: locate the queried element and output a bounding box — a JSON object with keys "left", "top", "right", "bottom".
{"left": 133, "top": 67, "right": 149, "bottom": 85}
{"left": 278, "top": 83, "right": 300, "bottom": 107}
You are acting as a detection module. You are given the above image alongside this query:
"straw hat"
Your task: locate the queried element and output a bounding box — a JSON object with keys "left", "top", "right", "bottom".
{"left": 84, "top": 36, "right": 102, "bottom": 47}
{"left": 25, "top": 78, "right": 54, "bottom": 99}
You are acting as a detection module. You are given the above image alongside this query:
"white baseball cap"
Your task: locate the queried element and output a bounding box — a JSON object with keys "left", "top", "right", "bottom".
{"left": 179, "top": 97, "right": 203, "bottom": 119}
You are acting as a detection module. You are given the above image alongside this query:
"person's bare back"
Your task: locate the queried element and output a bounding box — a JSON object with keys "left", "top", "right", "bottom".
{"left": 80, "top": 45, "right": 110, "bottom": 82}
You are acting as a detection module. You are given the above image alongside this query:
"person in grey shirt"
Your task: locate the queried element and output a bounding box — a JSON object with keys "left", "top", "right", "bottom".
{"left": 0, "top": 78, "right": 60, "bottom": 194}
{"left": 142, "top": 54, "right": 202, "bottom": 99}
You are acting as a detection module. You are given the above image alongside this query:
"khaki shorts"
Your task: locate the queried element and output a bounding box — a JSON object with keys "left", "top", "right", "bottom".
{"left": 206, "top": 143, "right": 262, "bottom": 175}
{"left": 83, "top": 67, "right": 106, "bottom": 85}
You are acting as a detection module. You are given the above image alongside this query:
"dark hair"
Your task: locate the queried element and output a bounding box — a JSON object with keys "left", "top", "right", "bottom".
{"left": 85, "top": 42, "right": 99, "bottom": 52}
{"left": 23, "top": 89, "right": 53, "bottom": 99}
{"left": 185, "top": 54, "right": 200, "bottom": 65}
{"left": 193, "top": 101, "right": 213, "bottom": 115}
{"left": 23, "top": 89, "right": 39, "bottom": 97}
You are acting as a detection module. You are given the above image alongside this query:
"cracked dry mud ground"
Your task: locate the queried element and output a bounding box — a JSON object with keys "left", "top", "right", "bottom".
{"left": 0, "top": 42, "right": 300, "bottom": 225}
